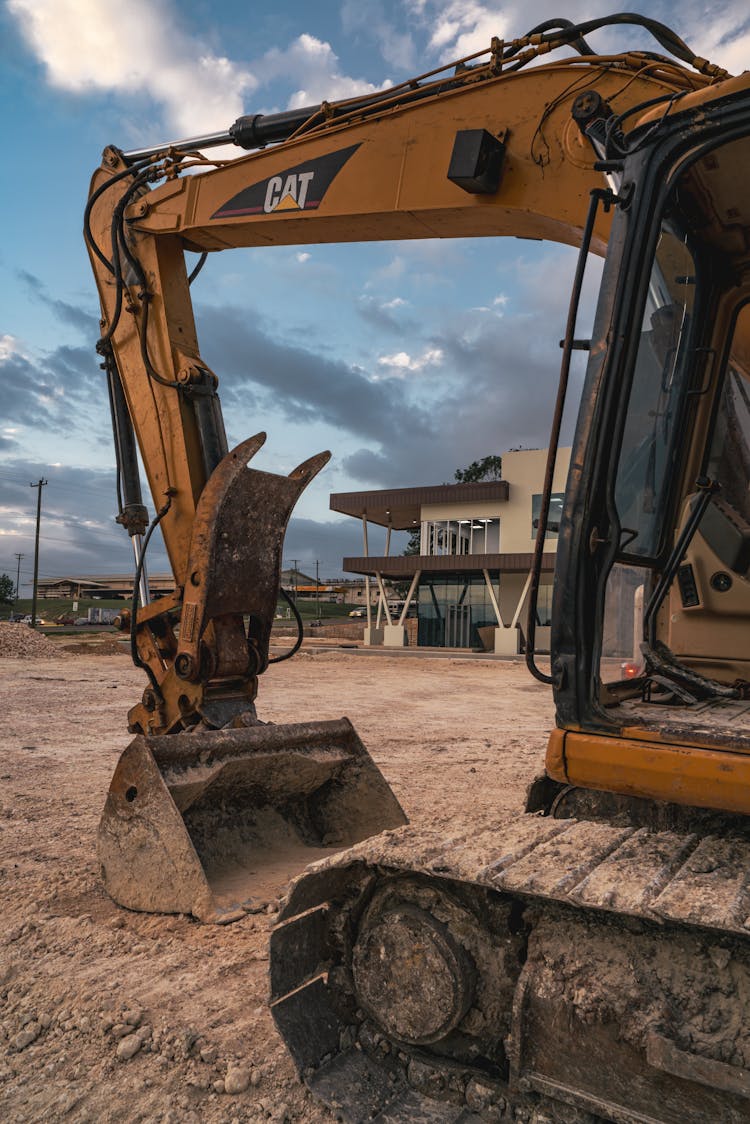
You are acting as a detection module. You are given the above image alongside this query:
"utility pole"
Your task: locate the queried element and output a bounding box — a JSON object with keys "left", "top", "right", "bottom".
{"left": 13, "top": 553, "right": 24, "bottom": 613}
{"left": 291, "top": 559, "right": 299, "bottom": 603}
{"left": 29, "top": 479, "right": 47, "bottom": 627}
{"left": 315, "top": 559, "right": 320, "bottom": 623}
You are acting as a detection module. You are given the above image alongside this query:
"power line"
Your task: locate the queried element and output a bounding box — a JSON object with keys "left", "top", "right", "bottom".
{"left": 0, "top": 467, "right": 117, "bottom": 498}
{"left": 0, "top": 526, "right": 141, "bottom": 547}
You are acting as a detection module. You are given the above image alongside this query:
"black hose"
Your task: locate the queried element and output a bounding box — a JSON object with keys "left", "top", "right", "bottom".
{"left": 269, "top": 586, "right": 304, "bottom": 663}
{"left": 520, "top": 18, "right": 596, "bottom": 57}
{"left": 188, "top": 252, "right": 208, "bottom": 285}
{"left": 101, "top": 346, "right": 125, "bottom": 514}
{"left": 535, "top": 14, "right": 699, "bottom": 69}
{"left": 100, "top": 169, "right": 181, "bottom": 388}
{"left": 83, "top": 155, "right": 154, "bottom": 273}
{"left": 129, "top": 496, "right": 172, "bottom": 691}
{"left": 96, "top": 166, "right": 156, "bottom": 352}
{"left": 525, "top": 186, "right": 608, "bottom": 686}
{"left": 605, "top": 91, "right": 685, "bottom": 156}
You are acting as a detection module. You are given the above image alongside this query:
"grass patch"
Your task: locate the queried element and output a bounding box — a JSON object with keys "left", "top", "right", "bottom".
{"left": 3, "top": 596, "right": 353, "bottom": 624}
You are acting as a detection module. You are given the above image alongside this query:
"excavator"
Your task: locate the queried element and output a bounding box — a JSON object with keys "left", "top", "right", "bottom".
{"left": 85, "top": 12, "right": 750, "bottom": 1121}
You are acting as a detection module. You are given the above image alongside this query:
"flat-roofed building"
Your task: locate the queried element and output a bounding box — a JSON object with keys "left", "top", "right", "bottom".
{"left": 330, "top": 448, "right": 570, "bottom": 653}
{"left": 36, "top": 573, "right": 175, "bottom": 600}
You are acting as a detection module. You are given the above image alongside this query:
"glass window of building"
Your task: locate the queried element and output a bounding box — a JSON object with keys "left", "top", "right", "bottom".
{"left": 417, "top": 573, "right": 501, "bottom": 648}
{"left": 531, "top": 493, "right": 565, "bottom": 539}
{"left": 421, "top": 517, "right": 500, "bottom": 555}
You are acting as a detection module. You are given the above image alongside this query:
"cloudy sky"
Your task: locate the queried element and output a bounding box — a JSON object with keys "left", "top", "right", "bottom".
{"left": 1, "top": 0, "right": 747, "bottom": 590}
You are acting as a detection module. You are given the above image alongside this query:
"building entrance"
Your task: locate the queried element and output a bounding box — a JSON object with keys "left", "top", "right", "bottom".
{"left": 417, "top": 573, "right": 499, "bottom": 649}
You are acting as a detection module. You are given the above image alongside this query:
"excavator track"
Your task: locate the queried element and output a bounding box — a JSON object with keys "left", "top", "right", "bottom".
{"left": 270, "top": 814, "right": 750, "bottom": 1123}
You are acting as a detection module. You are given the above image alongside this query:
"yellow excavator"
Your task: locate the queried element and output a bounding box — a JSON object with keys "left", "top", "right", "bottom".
{"left": 86, "top": 12, "right": 750, "bottom": 1119}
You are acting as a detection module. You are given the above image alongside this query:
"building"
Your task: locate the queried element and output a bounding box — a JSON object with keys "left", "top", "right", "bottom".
{"left": 37, "top": 569, "right": 382, "bottom": 610}
{"left": 279, "top": 569, "right": 382, "bottom": 605}
{"left": 36, "top": 573, "right": 175, "bottom": 600}
{"left": 330, "top": 448, "right": 571, "bottom": 652}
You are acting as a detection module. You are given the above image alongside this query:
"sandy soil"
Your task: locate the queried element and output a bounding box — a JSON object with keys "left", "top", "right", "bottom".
{"left": 0, "top": 641, "right": 554, "bottom": 1123}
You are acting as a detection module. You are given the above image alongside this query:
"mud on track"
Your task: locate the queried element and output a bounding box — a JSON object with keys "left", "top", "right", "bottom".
{"left": 0, "top": 643, "right": 552, "bottom": 1123}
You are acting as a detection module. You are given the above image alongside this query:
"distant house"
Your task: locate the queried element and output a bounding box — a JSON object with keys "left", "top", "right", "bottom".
{"left": 37, "top": 569, "right": 382, "bottom": 609}
{"left": 280, "top": 568, "right": 315, "bottom": 590}
{"left": 330, "top": 448, "right": 570, "bottom": 653}
{"left": 36, "top": 574, "right": 174, "bottom": 600}
{"left": 280, "top": 569, "right": 384, "bottom": 605}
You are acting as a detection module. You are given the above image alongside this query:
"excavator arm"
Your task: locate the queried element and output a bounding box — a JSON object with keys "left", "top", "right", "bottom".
{"left": 85, "top": 34, "right": 717, "bottom": 737}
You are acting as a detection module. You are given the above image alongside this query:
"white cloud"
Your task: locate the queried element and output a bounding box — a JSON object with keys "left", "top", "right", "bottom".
{"left": 6, "top": 2, "right": 390, "bottom": 143}
{"left": 408, "top": 1, "right": 507, "bottom": 60}
{"left": 382, "top": 297, "right": 408, "bottom": 309}
{"left": 7, "top": 0, "right": 257, "bottom": 138}
{"left": 404, "top": 1, "right": 748, "bottom": 77}
{"left": 0, "top": 335, "right": 21, "bottom": 361}
{"left": 367, "top": 256, "right": 408, "bottom": 287}
{"left": 341, "top": 1, "right": 417, "bottom": 71}
{"left": 375, "top": 347, "right": 444, "bottom": 377}
{"left": 472, "top": 295, "right": 507, "bottom": 315}
{"left": 296, "top": 252, "right": 311, "bottom": 263}
{"left": 255, "top": 34, "right": 389, "bottom": 109}
{"left": 696, "top": 7, "right": 750, "bottom": 76}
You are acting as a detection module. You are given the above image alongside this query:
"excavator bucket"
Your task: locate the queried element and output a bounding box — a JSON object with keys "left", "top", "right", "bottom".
{"left": 98, "top": 717, "right": 406, "bottom": 923}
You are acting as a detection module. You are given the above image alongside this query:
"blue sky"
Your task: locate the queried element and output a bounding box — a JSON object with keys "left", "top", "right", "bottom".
{"left": 1, "top": 0, "right": 747, "bottom": 589}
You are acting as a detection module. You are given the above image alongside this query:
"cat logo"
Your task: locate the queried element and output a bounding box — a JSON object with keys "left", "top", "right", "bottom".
{"left": 211, "top": 144, "right": 360, "bottom": 220}
{"left": 264, "top": 171, "right": 315, "bottom": 213}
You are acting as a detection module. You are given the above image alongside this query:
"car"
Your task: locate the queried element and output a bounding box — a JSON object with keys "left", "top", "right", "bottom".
{"left": 348, "top": 607, "right": 368, "bottom": 618}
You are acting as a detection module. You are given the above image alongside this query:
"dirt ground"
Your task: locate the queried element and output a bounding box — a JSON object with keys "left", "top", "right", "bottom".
{"left": 0, "top": 639, "right": 554, "bottom": 1123}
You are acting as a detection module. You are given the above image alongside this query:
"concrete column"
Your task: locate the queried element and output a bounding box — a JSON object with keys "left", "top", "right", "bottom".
{"left": 494, "top": 627, "right": 522, "bottom": 656}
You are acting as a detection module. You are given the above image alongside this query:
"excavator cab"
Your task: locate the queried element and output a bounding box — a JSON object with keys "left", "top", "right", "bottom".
{"left": 546, "top": 99, "right": 750, "bottom": 818}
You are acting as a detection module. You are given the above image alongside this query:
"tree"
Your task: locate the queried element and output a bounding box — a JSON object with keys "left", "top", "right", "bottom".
{"left": 404, "top": 529, "right": 421, "bottom": 555}
{"left": 0, "top": 573, "right": 14, "bottom": 604}
{"left": 454, "top": 454, "right": 502, "bottom": 483}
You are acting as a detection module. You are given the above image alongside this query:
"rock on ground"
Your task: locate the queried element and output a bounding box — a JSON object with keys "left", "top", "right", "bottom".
{"left": 0, "top": 623, "right": 60, "bottom": 659}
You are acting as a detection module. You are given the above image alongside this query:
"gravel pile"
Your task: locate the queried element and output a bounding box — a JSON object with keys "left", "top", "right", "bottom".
{"left": 0, "top": 623, "right": 60, "bottom": 659}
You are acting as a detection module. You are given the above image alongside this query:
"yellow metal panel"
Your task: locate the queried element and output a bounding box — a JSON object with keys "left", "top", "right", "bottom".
{"left": 546, "top": 728, "right": 569, "bottom": 781}
{"left": 546, "top": 730, "right": 750, "bottom": 814}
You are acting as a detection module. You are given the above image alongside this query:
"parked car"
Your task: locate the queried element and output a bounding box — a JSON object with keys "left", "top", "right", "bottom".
{"left": 348, "top": 607, "right": 368, "bottom": 618}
